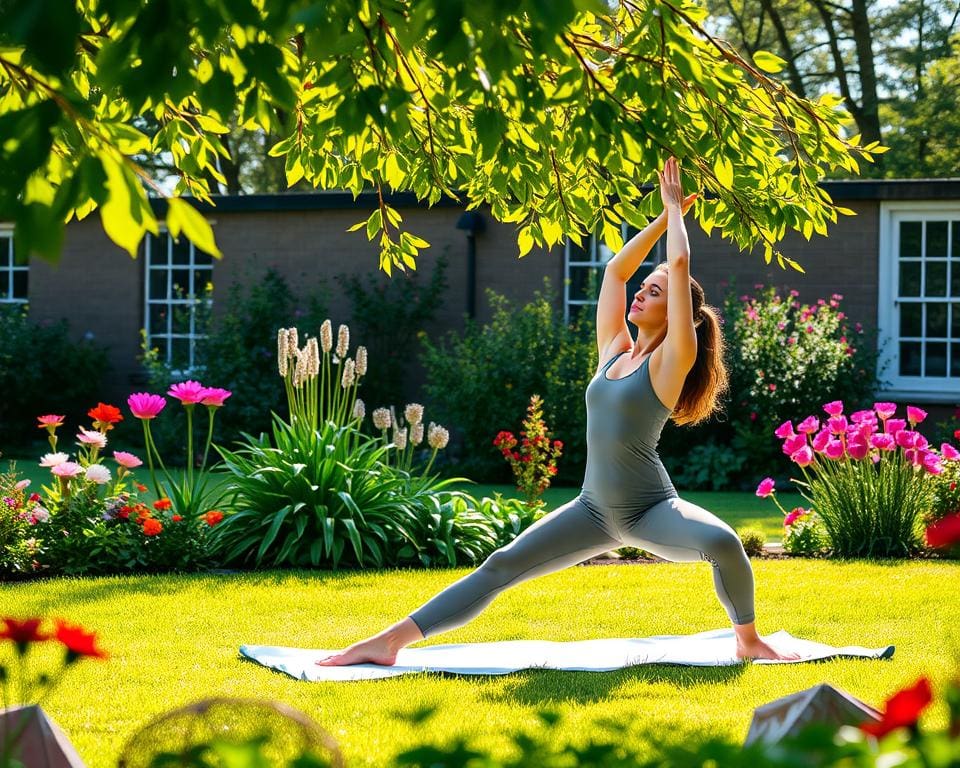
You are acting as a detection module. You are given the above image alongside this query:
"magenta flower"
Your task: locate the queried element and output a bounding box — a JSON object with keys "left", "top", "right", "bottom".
{"left": 784, "top": 507, "right": 806, "bottom": 527}
{"left": 128, "top": 393, "right": 167, "bottom": 420}
{"left": 885, "top": 418, "right": 907, "bottom": 435}
{"left": 915, "top": 434, "right": 929, "bottom": 450}
{"left": 774, "top": 421, "right": 795, "bottom": 439}
{"left": 167, "top": 380, "right": 206, "bottom": 405}
{"left": 782, "top": 433, "right": 807, "bottom": 456}
{"left": 827, "top": 416, "right": 848, "bottom": 434}
{"left": 825, "top": 440, "right": 844, "bottom": 460}
{"left": 896, "top": 430, "right": 918, "bottom": 449}
{"left": 847, "top": 440, "right": 870, "bottom": 461}
{"left": 812, "top": 429, "right": 832, "bottom": 453}
{"left": 871, "top": 433, "right": 895, "bottom": 452}
{"left": 113, "top": 451, "right": 143, "bottom": 469}
{"left": 199, "top": 387, "right": 232, "bottom": 407}
{"left": 923, "top": 453, "right": 943, "bottom": 475}
{"left": 755, "top": 478, "right": 776, "bottom": 498}
{"left": 851, "top": 410, "right": 877, "bottom": 424}
{"left": 797, "top": 416, "right": 820, "bottom": 434}
{"left": 51, "top": 462, "right": 83, "bottom": 478}
{"left": 873, "top": 402, "right": 897, "bottom": 420}
{"left": 941, "top": 443, "right": 960, "bottom": 462}
{"left": 906, "top": 406, "right": 928, "bottom": 426}
{"left": 791, "top": 446, "right": 815, "bottom": 467}
{"left": 823, "top": 400, "right": 844, "bottom": 417}
{"left": 37, "top": 414, "right": 65, "bottom": 429}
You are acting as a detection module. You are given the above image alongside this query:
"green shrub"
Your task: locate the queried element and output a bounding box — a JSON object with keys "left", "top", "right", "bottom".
{"left": 660, "top": 284, "right": 882, "bottom": 490}
{"left": 738, "top": 527, "right": 766, "bottom": 557}
{"left": 420, "top": 278, "right": 596, "bottom": 484}
{"left": 336, "top": 253, "right": 448, "bottom": 412}
{"left": 0, "top": 462, "right": 43, "bottom": 575}
{"left": 0, "top": 305, "right": 109, "bottom": 448}
{"left": 783, "top": 509, "right": 828, "bottom": 557}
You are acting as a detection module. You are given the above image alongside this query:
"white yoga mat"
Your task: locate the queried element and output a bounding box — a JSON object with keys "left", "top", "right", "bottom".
{"left": 239, "top": 629, "right": 894, "bottom": 681}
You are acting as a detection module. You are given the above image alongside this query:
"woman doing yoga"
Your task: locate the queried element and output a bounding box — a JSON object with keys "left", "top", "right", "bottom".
{"left": 318, "top": 157, "right": 800, "bottom": 666}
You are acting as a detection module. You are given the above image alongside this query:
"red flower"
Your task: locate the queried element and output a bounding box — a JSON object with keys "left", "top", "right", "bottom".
{"left": 926, "top": 513, "right": 960, "bottom": 549}
{"left": 29, "top": 493, "right": 41, "bottom": 503}
{"left": 53, "top": 620, "right": 108, "bottom": 662}
{"left": 142, "top": 518, "right": 162, "bottom": 536}
{"left": 153, "top": 498, "right": 172, "bottom": 511}
{"left": 203, "top": 510, "right": 224, "bottom": 526}
{"left": 172, "top": 514, "right": 182, "bottom": 522}
{"left": 118, "top": 509, "right": 130, "bottom": 519}
{"left": 0, "top": 617, "right": 50, "bottom": 653}
{"left": 860, "top": 678, "right": 933, "bottom": 738}
{"left": 87, "top": 403, "right": 123, "bottom": 429}
{"left": 135, "top": 483, "right": 148, "bottom": 493}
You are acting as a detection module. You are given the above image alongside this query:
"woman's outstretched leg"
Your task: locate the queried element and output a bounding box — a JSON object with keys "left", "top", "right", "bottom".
{"left": 621, "top": 496, "right": 799, "bottom": 661}
{"left": 317, "top": 497, "right": 620, "bottom": 666}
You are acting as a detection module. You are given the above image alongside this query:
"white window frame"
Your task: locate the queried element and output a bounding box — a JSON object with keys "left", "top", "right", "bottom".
{"left": 877, "top": 200, "right": 960, "bottom": 402}
{"left": 0, "top": 225, "right": 28, "bottom": 304}
{"left": 563, "top": 224, "right": 661, "bottom": 324}
{"left": 144, "top": 226, "right": 215, "bottom": 376}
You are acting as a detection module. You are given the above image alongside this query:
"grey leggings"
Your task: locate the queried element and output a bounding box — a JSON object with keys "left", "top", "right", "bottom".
{"left": 407, "top": 495, "right": 755, "bottom": 638}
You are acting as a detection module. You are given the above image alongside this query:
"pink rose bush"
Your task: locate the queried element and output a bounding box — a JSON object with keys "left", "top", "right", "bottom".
{"left": 762, "top": 400, "right": 956, "bottom": 557}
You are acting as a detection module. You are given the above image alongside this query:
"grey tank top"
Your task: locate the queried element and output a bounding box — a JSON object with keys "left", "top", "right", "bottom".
{"left": 580, "top": 351, "right": 678, "bottom": 514}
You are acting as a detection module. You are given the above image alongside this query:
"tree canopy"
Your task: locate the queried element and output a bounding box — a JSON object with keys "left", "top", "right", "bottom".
{"left": 0, "top": 0, "right": 882, "bottom": 274}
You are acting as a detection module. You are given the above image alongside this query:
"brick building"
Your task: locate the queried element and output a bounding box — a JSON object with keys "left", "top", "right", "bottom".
{"left": 3, "top": 178, "right": 960, "bottom": 417}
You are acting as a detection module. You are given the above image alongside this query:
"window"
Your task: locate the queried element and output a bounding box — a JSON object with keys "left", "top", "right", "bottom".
{"left": 564, "top": 224, "right": 660, "bottom": 324}
{"left": 0, "top": 228, "right": 28, "bottom": 304}
{"left": 144, "top": 230, "right": 213, "bottom": 373}
{"left": 878, "top": 202, "right": 960, "bottom": 400}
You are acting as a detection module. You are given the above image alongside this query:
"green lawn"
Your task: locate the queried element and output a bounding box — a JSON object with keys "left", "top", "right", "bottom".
{"left": 1, "top": 560, "right": 956, "bottom": 767}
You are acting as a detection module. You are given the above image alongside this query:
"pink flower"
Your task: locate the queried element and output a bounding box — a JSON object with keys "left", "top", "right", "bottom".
{"left": 906, "top": 406, "right": 927, "bottom": 426}
{"left": 167, "top": 380, "right": 206, "bottom": 404}
{"left": 941, "top": 443, "right": 960, "bottom": 461}
{"left": 851, "top": 410, "right": 877, "bottom": 424}
{"left": 847, "top": 440, "right": 870, "bottom": 461}
{"left": 756, "top": 478, "right": 776, "bottom": 498}
{"left": 113, "top": 451, "right": 143, "bottom": 469}
{"left": 827, "top": 416, "right": 848, "bottom": 434}
{"left": 904, "top": 448, "right": 922, "bottom": 467}
{"left": 774, "top": 421, "right": 795, "bottom": 439}
{"left": 871, "top": 433, "right": 895, "bottom": 452}
{"left": 791, "top": 446, "right": 815, "bottom": 467}
{"left": 825, "top": 440, "right": 844, "bottom": 460}
{"left": 797, "top": 416, "right": 820, "bottom": 434}
{"left": 923, "top": 453, "right": 943, "bottom": 475}
{"left": 749, "top": 411, "right": 758, "bottom": 421}
{"left": 885, "top": 418, "right": 907, "bottom": 435}
{"left": 768, "top": 383, "right": 777, "bottom": 392}
{"left": 896, "top": 430, "right": 918, "bottom": 449}
{"left": 128, "top": 393, "right": 167, "bottom": 420}
{"left": 39, "top": 452, "right": 69, "bottom": 467}
{"left": 873, "top": 402, "right": 897, "bottom": 420}
{"left": 14, "top": 479, "right": 30, "bottom": 491}
{"left": 37, "top": 414, "right": 65, "bottom": 429}
{"left": 77, "top": 428, "right": 107, "bottom": 448}
{"left": 51, "top": 462, "right": 83, "bottom": 478}
{"left": 782, "top": 433, "right": 807, "bottom": 456}
{"left": 84, "top": 465, "right": 111, "bottom": 484}
{"left": 199, "top": 387, "right": 232, "bottom": 407}
{"left": 823, "top": 401, "right": 844, "bottom": 417}
{"left": 812, "top": 429, "right": 832, "bottom": 452}
{"left": 784, "top": 507, "right": 807, "bottom": 527}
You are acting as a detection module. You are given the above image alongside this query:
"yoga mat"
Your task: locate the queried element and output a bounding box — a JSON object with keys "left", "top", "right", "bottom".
{"left": 240, "top": 629, "right": 894, "bottom": 681}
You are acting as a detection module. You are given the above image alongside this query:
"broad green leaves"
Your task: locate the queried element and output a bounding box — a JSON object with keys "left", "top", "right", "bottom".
{"left": 0, "top": 0, "right": 876, "bottom": 273}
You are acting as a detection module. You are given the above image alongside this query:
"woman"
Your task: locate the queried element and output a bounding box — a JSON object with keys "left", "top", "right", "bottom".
{"left": 318, "top": 157, "right": 799, "bottom": 667}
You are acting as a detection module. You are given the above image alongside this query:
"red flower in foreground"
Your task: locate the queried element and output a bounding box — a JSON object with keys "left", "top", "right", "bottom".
{"left": 0, "top": 617, "right": 50, "bottom": 653}
{"left": 926, "top": 513, "right": 960, "bottom": 549}
{"left": 88, "top": 402, "right": 124, "bottom": 428}
{"left": 53, "top": 620, "right": 108, "bottom": 662}
{"left": 860, "top": 677, "right": 933, "bottom": 738}
{"left": 142, "top": 518, "right": 162, "bottom": 536}
{"left": 153, "top": 498, "right": 172, "bottom": 511}
{"left": 202, "top": 510, "right": 224, "bottom": 526}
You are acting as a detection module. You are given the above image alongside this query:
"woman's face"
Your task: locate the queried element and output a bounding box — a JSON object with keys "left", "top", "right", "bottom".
{"left": 626, "top": 271, "right": 668, "bottom": 329}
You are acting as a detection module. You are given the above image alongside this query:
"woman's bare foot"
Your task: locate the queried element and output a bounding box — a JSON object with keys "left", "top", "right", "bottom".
{"left": 316, "top": 617, "right": 424, "bottom": 667}
{"left": 735, "top": 636, "right": 802, "bottom": 661}
{"left": 733, "top": 620, "right": 803, "bottom": 661}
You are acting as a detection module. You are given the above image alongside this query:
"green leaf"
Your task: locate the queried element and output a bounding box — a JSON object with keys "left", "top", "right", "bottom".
{"left": 518, "top": 226, "right": 534, "bottom": 257}
{"left": 166, "top": 198, "right": 222, "bottom": 258}
{"left": 752, "top": 51, "right": 787, "bottom": 74}
{"left": 713, "top": 156, "right": 734, "bottom": 190}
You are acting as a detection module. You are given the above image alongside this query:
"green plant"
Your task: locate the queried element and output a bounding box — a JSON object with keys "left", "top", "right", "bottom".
{"left": 783, "top": 508, "right": 828, "bottom": 557}
{"left": 0, "top": 463, "right": 44, "bottom": 576}
{"left": 420, "top": 278, "right": 596, "bottom": 484}
{"left": 668, "top": 440, "right": 749, "bottom": 491}
{"left": 0, "top": 305, "right": 109, "bottom": 449}
{"left": 737, "top": 527, "right": 765, "bottom": 557}
{"left": 337, "top": 254, "right": 448, "bottom": 412}
{"left": 492, "top": 394, "right": 564, "bottom": 509}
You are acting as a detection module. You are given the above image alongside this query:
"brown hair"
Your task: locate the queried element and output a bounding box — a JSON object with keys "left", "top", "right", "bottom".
{"left": 652, "top": 262, "right": 728, "bottom": 426}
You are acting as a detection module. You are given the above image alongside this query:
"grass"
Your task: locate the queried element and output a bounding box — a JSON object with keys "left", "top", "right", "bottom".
{"left": 1, "top": 560, "right": 957, "bottom": 767}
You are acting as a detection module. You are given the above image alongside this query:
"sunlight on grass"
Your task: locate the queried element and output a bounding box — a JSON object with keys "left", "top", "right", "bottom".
{"left": 2, "top": 559, "right": 957, "bottom": 767}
